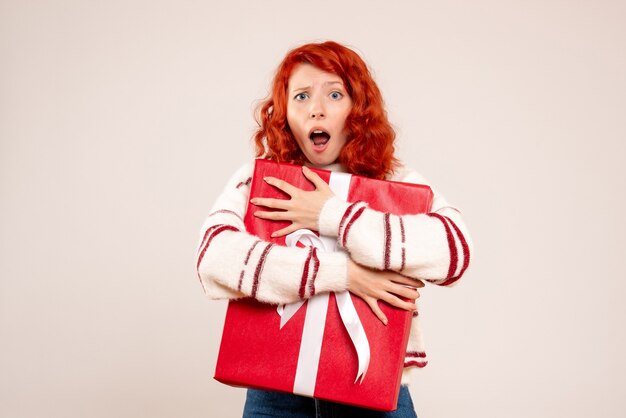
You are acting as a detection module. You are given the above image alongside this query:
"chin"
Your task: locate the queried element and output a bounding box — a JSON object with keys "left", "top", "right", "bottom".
{"left": 307, "top": 156, "right": 336, "bottom": 167}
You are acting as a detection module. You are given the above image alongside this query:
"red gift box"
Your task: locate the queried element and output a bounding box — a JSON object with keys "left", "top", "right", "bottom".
{"left": 214, "top": 159, "right": 433, "bottom": 411}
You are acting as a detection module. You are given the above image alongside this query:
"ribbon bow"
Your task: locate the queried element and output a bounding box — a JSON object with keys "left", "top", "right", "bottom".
{"left": 277, "top": 228, "right": 371, "bottom": 397}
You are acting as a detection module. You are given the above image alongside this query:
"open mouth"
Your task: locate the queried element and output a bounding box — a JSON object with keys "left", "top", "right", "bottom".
{"left": 309, "top": 129, "right": 331, "bottom": 146}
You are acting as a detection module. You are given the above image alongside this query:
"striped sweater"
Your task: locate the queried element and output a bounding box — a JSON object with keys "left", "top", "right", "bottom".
{"left": 197, "top": 160, "right": 472, "bottom": 384}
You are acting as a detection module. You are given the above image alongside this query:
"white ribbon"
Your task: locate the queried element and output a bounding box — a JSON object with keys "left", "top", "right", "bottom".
{"left": 276, "top": 171, "right": 370, "bottom": 397}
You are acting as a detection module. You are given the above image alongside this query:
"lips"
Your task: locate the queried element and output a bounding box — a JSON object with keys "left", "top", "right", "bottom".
{"left": 309, "top": 128, "right": 330, "bottom": 146}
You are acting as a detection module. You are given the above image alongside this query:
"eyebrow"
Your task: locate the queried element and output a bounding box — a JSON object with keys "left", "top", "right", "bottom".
{"left": 291, "top": 81, "right": 344, "bottom": 93}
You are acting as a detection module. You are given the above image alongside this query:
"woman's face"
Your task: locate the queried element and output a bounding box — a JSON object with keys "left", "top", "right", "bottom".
{"left": 286, "top": 64, "right": 352, "bottom": 167}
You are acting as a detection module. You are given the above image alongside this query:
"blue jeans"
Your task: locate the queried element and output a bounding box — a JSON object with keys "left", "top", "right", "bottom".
{"left": 242, "top": 385, "right": 417, "bottom": 418}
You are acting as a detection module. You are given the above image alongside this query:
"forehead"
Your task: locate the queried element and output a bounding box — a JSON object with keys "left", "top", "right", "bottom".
{"left": 288, "top": 64, "right": 343, "bottom": 90}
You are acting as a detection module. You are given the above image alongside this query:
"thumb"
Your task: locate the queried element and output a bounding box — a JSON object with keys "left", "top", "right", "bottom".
{"left": 302, "top": 166, "right": 329, "bottom": 190}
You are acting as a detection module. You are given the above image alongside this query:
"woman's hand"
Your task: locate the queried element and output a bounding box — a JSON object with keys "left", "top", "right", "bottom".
{"left": 347, "top": 259, "right": 424, "bottom": 325}
{"left": 251, "top": 166, "right": 335, "bottom": 238}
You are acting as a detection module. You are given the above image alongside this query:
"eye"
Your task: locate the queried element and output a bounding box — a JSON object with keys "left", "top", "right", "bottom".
{"left": 329, "top": 91, "right": 343, "bottom": 100}
{"left": 294, "top": 92, "right": 308, "bottom": 101}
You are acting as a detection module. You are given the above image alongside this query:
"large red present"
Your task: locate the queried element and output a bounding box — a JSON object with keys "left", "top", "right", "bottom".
{"left": 214, "top": 159, "right": 433, "bottom": 411}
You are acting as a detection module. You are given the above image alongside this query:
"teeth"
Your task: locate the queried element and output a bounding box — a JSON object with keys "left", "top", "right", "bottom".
{"left": 313, "top": 130, "right": 323, "bottom": 134}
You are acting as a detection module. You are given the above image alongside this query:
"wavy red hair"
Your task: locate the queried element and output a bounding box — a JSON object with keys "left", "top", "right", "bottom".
{"left": 253, "top": 41, "right": 398, "bottom": 179}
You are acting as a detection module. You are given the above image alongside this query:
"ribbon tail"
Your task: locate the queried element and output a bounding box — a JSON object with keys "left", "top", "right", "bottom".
{"left": 292, "top": 293, "right": 329, "bottom": 397}
{"left": 335, "top": 291, "right": 370, "bottom": 383}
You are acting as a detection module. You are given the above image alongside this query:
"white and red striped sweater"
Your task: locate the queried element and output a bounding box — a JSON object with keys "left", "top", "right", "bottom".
{"left": 197, "top": 160, "right": 472, "bottom": 384}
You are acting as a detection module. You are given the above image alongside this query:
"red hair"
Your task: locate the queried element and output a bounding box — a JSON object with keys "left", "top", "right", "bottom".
{"left": 253, "top": 41, "right": 398, "bottom": 179}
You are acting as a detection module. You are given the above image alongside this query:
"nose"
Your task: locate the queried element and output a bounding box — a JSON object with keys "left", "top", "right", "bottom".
{"left": 309, "top": 98, "right": 325, "bottom": 119}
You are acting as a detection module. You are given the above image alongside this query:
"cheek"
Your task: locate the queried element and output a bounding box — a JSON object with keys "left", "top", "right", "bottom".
{"left": 290, "top": 122, "right": 309, "bottom": 144}
{"left": 286, "top": 109, "right": 300, "bottom": 130}
{"left": 339, "top": 106, "right": 351, "bottom": 126}
{"left": 285, "top": 114, "right": 296, "bottom": 135}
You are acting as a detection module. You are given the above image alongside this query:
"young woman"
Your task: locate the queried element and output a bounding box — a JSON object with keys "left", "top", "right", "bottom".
{"left": 197, "top": 41, "right": 472, "bottom": 418}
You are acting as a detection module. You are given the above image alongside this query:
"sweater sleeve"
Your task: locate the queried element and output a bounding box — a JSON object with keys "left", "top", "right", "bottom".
{"left": 196, "top": 163, "right": 349, "bottom": 304}
{"left": 317, "top": 167, "right": 473, "bottom": 286}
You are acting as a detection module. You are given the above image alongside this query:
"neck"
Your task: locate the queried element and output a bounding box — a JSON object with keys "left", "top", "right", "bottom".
{"left": 306, "top": 161, "right": 348, "bottom": 173}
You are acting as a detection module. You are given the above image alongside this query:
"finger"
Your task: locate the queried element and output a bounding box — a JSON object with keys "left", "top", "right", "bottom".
{"left": 264, "top": 176, "right": 300, "bottom": 197}
{"left": 380, "top": 292, "right": 417, "bottom": 312}
{"left": 302, "top": 166, "right": 330, "bottom": 190}
{"left": 271, "top": 224, "right": 300, "bottom": 238}
{"left": 254, "top": 210, "right": 289, "bottom": 221}
{"left": 365, "top": 298, "right": 388, "bottom": 325}
{"left": 386, "top": 282, "right": 420, "bottom": 300}
{"left": 387, "top": 273, "right": 425, "bottom": 288}
{"left": 250, "top": 197, "right": 291, "bottom": 210}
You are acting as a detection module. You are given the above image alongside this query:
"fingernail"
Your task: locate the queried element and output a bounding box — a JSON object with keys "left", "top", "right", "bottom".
{"left": 263, "top": 177, "right": 268, "bottom": 182}
{"left": 270, "top": 232, "right": 276, "bottom": 238}
{"left": 383, "top": 318, "right": 388, "bottom": 326}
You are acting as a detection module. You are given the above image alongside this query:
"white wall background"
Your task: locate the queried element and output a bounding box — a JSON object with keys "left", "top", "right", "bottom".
{"left": 1, "top": 1, "right": 625, "bottom": 417}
